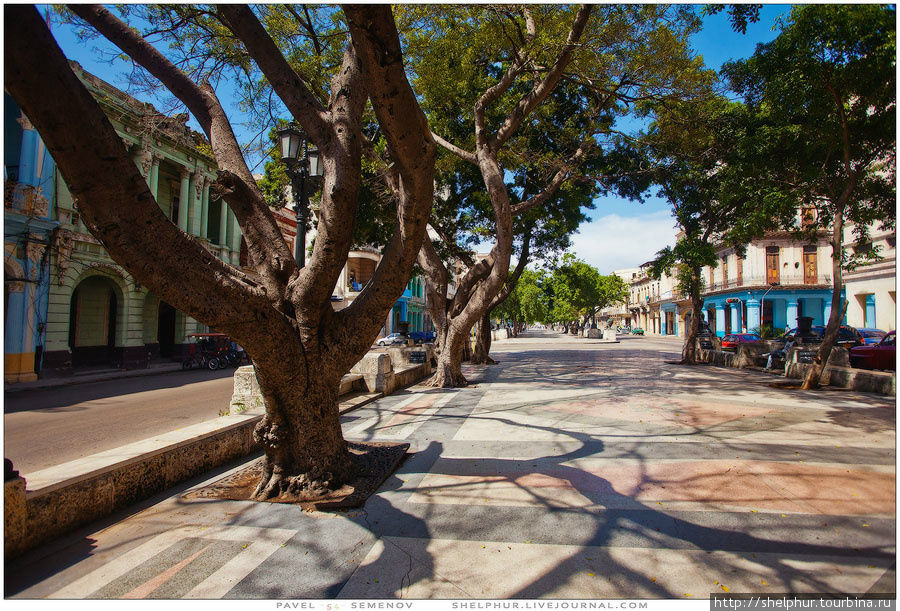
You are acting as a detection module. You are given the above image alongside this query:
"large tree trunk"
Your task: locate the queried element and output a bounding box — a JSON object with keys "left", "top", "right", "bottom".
{"left": 250, "top": 352, "right": 353, "bottom": 499}
{"left": 429, "top": 322, "right": 469, "bottom": 387}
{"left": 471, "top": 312, "right": 496, "bottom": 364}
{"left": 802, "top": 216, "right": 845, "bottom": 390}
{"left": 681, "top": 267, "right": 703, "bottom": 364}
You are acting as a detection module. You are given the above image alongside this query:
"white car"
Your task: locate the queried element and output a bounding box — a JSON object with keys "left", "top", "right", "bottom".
{"left": 376, "top": 333, "right": 409, "bottom": 347}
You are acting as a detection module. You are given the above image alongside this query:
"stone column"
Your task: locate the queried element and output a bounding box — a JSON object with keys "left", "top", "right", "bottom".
{"left": 731, "top": 301, "right": 741, "bottom": 333}
{"left": 785, "top": 298, "right": 799, "bottom": 331}
{"left": 16, "top": 113, "right": 37, "bottom": 184}
{"left": 149, "top": 157, "right": 160, "bottom": 200}
{"left": 228, "top": 208, "right": 242, "bottom": 265}
{"left": 715, "top": 304, "right": 726, "bottom": 337}
{"left": 188, "top": 171, "right": 202, "bottom": 236}
{"left": 199, "top": 178, "right": 210, "bottom": 240}
{"left": 746, "top": 299, "right": 761, "bottom": 332}
{"left": 218, "top": 200, "right": 229, "bottom": 248}
{"left": 177, "top": 168, "right": 191, "bottom": 231}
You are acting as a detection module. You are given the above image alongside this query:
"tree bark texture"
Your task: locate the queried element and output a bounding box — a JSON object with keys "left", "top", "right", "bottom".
{"left": 5, "top": 4, "right": 434, "bottom": 497}
{"left": 471, "top": 313, "right": 496, "bottom": 365}
{"left": 681, "top": 267, "right": 703, "bottom": 365}
{"left": 801, "top": 214, "right": 845, "bottom": 390}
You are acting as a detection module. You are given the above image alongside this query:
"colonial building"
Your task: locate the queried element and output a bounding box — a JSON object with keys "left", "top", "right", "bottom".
{"left": 843, "top": 222, "right": 896, "bottom": 332}
{"left": 38, "top": 64, "right": 242, "bottom": 375}
{"left": 632, "top": 230, "right": 840, "bottom": 338}
{"left": 4, "top": 94, "right": 59, "bottom": 382}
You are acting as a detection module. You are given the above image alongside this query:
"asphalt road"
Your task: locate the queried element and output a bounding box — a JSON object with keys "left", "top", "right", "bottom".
{"left": 4, "top": 368, "right": 236, "bottom": 475}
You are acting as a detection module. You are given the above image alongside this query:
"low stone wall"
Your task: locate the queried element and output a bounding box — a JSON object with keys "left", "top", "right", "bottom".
{"left": 5, "top": 414, "right": 261, "bottom": 558}
{"left": 6, "top": 350, "right": 434, "bottom": 558}
{"left": 695, "top": 344, "right": 894, "bottom": 396}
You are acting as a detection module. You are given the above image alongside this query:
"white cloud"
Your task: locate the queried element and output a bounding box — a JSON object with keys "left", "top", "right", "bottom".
{"left": 567, "top": 209, "right": 679, "bottom": 273}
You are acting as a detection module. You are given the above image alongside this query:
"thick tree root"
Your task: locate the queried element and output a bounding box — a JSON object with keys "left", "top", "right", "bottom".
{"left": 470, "top": 354, "right": 497, "bottom": 365}
{"left": 251, "top": 454, "right": 355, "bottom": 501}
{"left": 424, "top": 368, "right": 468, "bottom": 388}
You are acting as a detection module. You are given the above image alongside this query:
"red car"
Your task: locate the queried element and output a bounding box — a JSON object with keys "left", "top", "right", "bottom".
{"left": 721, "top": 333, "right": 763, "bottom": 351}
{"left": 849, "top": 331, "right": 895, "bottom": 371}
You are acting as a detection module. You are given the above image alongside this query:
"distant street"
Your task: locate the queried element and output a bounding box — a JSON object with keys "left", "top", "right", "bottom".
{"left": 4, "top": 368, "right": 235, "bottom": 475}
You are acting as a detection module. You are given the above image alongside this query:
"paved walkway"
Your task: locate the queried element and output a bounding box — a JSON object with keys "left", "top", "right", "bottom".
{"left": 7, "top": 330, "right": 895, "bottom": 599}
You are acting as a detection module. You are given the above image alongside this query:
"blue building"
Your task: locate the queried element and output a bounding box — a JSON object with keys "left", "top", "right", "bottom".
{"left": 656, "top": 233, "right": 839, "bottom": 338}
{"left": 4, "top": 94, "right": 59, "bottom": 382}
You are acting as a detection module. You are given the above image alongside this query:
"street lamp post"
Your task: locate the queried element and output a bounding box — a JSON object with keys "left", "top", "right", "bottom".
{"left": 760, "top": 281, "right": 780, "bottom": 331}
{"left": 277, "top": 123, "right": 322, "bottom": 268}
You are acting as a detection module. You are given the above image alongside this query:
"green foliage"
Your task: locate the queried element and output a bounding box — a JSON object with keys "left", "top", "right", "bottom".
{"left": 495, "top": 269, "right": 549, "bottom": 326}
{"left": 722, "top": 4, "right": 896, "bottom": 249}
{"left": 545, "top": 254, "right": 626, "bottom": 324}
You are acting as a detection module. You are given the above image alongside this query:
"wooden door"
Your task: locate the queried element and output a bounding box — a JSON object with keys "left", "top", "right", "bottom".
{"left": 803, "top": 247, "right": 817, "bottom": 284}
{"left": 766, "top": 247, "right": 780, "bottom": 284}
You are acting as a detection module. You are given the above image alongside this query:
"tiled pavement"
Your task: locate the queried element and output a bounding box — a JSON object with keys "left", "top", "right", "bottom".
{"left": 7, "top": 331, "right": 895, "bottom": 599}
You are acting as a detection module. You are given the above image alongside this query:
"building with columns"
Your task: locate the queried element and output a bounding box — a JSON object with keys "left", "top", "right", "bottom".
{"left": 645, "top": 230, "right": 838, "bottom": 338}
{"left": 36, "top": 64, "right": 243, "bottom": 375}
{"left": 4, "top": 93, "right": 59, "bottom": 382}
{"left": 842, "top": 222, "right": 896, "bottom": 332}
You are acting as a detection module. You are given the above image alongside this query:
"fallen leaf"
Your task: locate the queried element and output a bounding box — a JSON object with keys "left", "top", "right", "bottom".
{"left": 684, "top": 593, "right": 693, "bottom": 597}
{"left": 587, "top": 572, "right": 595, "bottom": 576}
{"left": 651, "top": 578, "right": 656, "bottom": 582}
{"left": 761, "top": 580, "right": 769, "bottom": 586}
{"left": 720, "top": 585, "right": 730, "bottom": 593}
{"left": 862, "top": 524, "right": 870, "bottom": 528}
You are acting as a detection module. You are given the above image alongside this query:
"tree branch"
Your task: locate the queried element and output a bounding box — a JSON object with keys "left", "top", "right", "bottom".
{"left": 216, "top": 4, "right": 330, "bottom": 144}
{"left": 70, "top": 4, "right": 296, "bottom": 297}
{"left": 431, "top": 132, "right": 477, "bottom": 164}
{"left": 6, "top": 5, "right": 269, "bottom": 332}
{"left": 492, "top": 5, "right": 592, "bottom": 149}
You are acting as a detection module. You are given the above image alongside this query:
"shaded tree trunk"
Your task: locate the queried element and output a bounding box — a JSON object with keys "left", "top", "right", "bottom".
{"left": 471, "top": 312, "right": 496, "bottom": 364}
{"left": 802, "top": 213, "right": 846, "bottom": 390}
{"left": 681, "top": 266, "right": 703, "bottom": 364}
{"left": 6, "top": 5, "right": 435, "bottom": 498}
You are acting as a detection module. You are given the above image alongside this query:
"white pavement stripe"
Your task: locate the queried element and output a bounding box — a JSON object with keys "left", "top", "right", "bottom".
{"left": 48, "top": 525, "right": 296, "bottom": 599}
{"left": 184, "top": 530, "right": 296, "bottom": 598}
{"left": 344, "top": 394, "right": 421, "bottom": 436}
{"left": 389, "top": 391, "right": 458, "bottom": 439}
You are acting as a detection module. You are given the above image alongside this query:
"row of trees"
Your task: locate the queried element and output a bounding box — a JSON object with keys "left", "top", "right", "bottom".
{"left": 5, "top": 4, "right": 892, "bottom": 498}
{"left": 492, "top": 255, "right": 628, "bottom": 335}
{"left": 644, "top": 4, "right": 894, "bottom": 391}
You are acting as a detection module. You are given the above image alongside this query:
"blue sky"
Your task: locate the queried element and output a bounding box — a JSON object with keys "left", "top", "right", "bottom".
{"left": 44, "top": 4, "right": 792, "bottom": 272}
{"left": 573, "top": 4, "right": 790, "bottom": 272}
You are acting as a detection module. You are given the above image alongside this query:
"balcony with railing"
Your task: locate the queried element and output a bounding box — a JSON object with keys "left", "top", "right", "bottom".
{"left": 5, "top": 180, "right": 50, "bottom": 218}
{"left": 704, "top": 273, "right": 832, "bottom": 294}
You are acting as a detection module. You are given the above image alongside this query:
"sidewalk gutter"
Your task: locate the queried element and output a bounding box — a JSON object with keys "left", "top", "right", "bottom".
{"left": 5, "top": 363, "right": 186, "bottom": 394}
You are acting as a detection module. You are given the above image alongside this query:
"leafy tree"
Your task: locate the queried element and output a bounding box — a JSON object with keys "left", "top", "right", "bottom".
{"left": 645, "top": 95, "right": 790, "bottom": 363}
{"left": 723, "top": 4, "right": 895, "bottom": 389}
{"left": 546, "top": 255, "right": 627, "bottom": 332}
{"left": 6, "top": 5, "right": 435, "bottom": 499}
{"left": 409, "top": 4, "right": 707, "bottom": 386}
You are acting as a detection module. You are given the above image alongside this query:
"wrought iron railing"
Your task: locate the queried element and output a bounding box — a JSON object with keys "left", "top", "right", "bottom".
{"left": 4, "top": 180, "right": 49, "bottom": 218}
{"left": 704, "top": 273, "right": 832, "bottom": 293}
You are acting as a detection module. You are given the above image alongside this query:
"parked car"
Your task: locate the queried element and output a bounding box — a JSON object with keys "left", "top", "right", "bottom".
{"left": 631, "top": 328, "right": 644, "bottom": 335}
{"left": 721, "top": 333, "right": 763, "bottom": 351}
{"left": 784, "top": 325, "right": 864, "bottom": 348}
{"left": 376, "top": 333, "right": 409, "bottom": 347}
{"left": 849, "top": 331, "right": 895, "bottom": 371}
{"left": 408, "top": 330, "right": 436, "bottom": 344}
{"left": 857, "top": 328, "right": 887, "bottom": 345}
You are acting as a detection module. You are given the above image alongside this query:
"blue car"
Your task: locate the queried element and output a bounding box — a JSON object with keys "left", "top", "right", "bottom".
{"left": 408, "top": 331, "right": 436, "bottom": 344}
